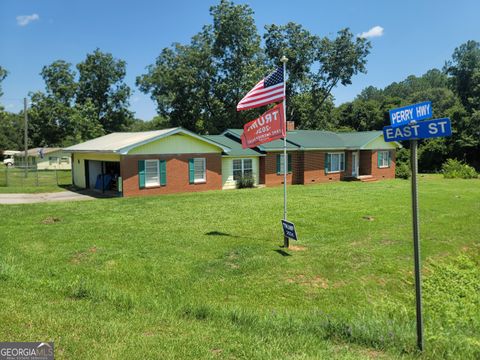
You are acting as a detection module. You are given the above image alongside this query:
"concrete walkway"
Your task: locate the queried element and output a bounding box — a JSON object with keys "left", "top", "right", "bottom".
{"left": 0, "top": 190, "right": 97, "bottom": 204}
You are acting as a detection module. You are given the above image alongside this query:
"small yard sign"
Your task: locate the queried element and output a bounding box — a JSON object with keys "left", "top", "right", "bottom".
{"left": 389, "top": 101, "right": 432, "bottom": 127}
{"left": 383, "top": 118, "right": 452, "bottom": 142}
{"left": 281, "top": 220, "right": 298, "bottom": 241}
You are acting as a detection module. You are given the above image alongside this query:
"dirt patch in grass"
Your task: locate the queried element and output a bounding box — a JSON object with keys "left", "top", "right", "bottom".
{"left": 70, "top": 246, "right": 98, "bottom": 264}
{"left": 225, "top": 252, "right": 240, "bottom": 269}
{"left": 41, "top": 216, "right": 61, "bottom": 224}
{"left": 362, "top": 216, "right": 375, "bottom": 221}
{"left": 289, "top": 245, "right": 307, "bottom": 251}
{"left": 211, "top": 348, "right": 223, "bottom": 356}
{"left": 287, "top": 274, "right": 329, "bottom": 289}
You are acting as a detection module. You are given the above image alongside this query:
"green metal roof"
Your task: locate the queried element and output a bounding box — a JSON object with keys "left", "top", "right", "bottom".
{"left": 222, "top": 129, "right": 299, "bottom": 151}
{"left": 335, "top": 131, "right": 384, "bottom": 149}
{"left": 204, "top": 135, "right": 263, "bottom": 157}
{"left": 223, "top": 129, "right": 397, "bottom": 151}
{"left": 285, "top": 130, "right": 344, "bottom": 149}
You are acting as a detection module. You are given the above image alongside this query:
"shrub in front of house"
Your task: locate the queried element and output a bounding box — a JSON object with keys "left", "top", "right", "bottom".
{"left": 395, "top": 163, "right": 411, "bottom": 179}
{"left": 237, "top": 175, "right": 255, "bottom": 189}
{"left": 442, "top": 159, "right": 478, "bottom": 179}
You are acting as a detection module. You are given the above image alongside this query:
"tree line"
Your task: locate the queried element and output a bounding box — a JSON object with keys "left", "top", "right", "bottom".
{"left": 0, "top": 0, "right": 478, "bottom": 171}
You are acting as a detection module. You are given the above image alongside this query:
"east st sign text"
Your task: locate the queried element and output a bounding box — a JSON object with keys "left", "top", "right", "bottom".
{"left": 383, "top": 118, "right": 452, "bottom": 142}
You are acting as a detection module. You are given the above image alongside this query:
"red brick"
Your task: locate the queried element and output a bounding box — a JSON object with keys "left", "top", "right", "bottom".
{"left": 120, "top": 153, "right": 222, "bottom": 197}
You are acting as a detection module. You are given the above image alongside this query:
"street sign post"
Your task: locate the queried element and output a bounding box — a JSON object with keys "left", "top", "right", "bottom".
{"left": 384, "top": 103, "right": 452, "bottom": 352}
{"left": 389, "top": 101, "right": 432, "bottom": 127}
{"left": 281, "top": 220, "right": 298, "bottom": 241}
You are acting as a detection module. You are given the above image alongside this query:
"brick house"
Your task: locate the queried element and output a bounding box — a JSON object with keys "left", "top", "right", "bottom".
{"left": 221, "top": 127, "right": 399, "bottom": 186}
{"left": 65, "top": 126, "right": 399, "bottom": 197}
{"left": 65, "top": 128, "right": 230, "bottom": 197}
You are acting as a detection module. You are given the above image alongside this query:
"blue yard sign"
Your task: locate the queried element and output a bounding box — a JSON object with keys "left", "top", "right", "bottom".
{"left": 383, "top": 118, "right": 452, "bottom": 142}
{"left": 389, "top": 101, "right": 432, "bottom": 127}
{"left": 281, "top": 220, "right": 298, "bottom": 241}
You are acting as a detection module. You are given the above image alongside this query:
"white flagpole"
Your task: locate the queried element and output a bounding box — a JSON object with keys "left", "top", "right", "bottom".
{"left": 281, "top": 55, "right": 288, "bottom": 248}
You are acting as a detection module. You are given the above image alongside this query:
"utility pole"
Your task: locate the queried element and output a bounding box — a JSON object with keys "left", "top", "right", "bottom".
{"left": 24, "top": 97, "right": 28, "bottom": 178}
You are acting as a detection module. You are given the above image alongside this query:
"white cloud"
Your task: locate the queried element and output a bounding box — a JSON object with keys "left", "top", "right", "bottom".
{"left": 358, "top": 26, "right": 384, "bottom": 39}
{"left": 16, "top": 14, "right": 40, "bottom": 27}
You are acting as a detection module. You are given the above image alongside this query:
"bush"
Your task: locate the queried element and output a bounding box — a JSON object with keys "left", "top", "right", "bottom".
{"left": 236, "top": 175, "right": 255, "bottom": 189}
{"left": 442, "top": 159, "right": 478, "bottom": 179}
{"left": 395, "top": 163, "right": 410, "bottom": 179}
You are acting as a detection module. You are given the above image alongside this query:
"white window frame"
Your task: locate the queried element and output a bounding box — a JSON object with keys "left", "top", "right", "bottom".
{"left": 378, "top": 151, "right": 390, "bottom": 168}
{"left": 327, "top": 152, "right": 345, "bottom": 173}
{"left": 49, "top": 156, "right": 58, "bottom": 165}
{"left": 233, "top": 158, "right": 253, "bottom": 181}
{"left": 145, "top": 159, "right": 160, "bottom": 187}
{"left": 193, "top": 158, "right": 206, "bottom": 183}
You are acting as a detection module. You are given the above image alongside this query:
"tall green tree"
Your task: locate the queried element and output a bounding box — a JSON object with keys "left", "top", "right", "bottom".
{"left": 77, "top": 49, "right": 133, "bottom": 133}
{"left": 444, "top": 40, "right": 480, "bottom": 111}
{"left": 138, "top": 1, "right": 370, "bottom": 133}
{"left": 27, "top": 50, "right": 133, "bottom": 147}
{"left": 137, "top": 0, "right": 265, "bottom": 134}
{"left": 264, "top": 25, "right": 371, "bottom": 128}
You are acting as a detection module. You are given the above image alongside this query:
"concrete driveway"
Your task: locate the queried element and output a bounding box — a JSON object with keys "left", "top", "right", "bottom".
{"left": 0, "top": 190, "right": 97, "bottom": 204}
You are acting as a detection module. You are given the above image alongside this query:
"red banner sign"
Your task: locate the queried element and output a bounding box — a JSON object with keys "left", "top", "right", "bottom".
{"left": 241, "top": 103, "right": 285, "bottom": 149}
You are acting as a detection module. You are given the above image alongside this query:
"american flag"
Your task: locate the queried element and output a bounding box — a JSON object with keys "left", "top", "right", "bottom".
{"left": 237, "top": 66, "right": 284, "bottom": 111}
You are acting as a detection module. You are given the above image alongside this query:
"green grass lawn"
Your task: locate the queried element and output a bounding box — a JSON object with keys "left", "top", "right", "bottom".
{"left": 0, "top": 176, "right": 479, "bottom": 359}
{"left": 0, "top": 165, "right": 71, "bottom": 193}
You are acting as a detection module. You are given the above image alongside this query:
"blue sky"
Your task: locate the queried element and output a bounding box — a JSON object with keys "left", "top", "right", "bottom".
{"left": 1, "top": 0, "right": 479, "bottom": 120}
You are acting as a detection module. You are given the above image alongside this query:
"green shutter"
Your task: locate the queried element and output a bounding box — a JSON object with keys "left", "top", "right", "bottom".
{"left": 325, "top": 153, "right": 329, "bottom": 174}
{"left": 188, "top": 158, "right": 195, "bottom": 184}
{"left": 387, "top": 151, "right": 391, "bottom": 167}
{"left": 341, "top": 153, "right": 345, "bottom": 172}
{"left": 288, "top": 154, "right": 292, "bottom": 173}
{"left": 377, "top": 152, "right": 382, "bottom": 168}
{"left": 138, "top": 160, "right": 145, "bottom": 189}
{"left": 276, "top": 154, "right": 281, "bottom": 175}
{"left": 160, "top": 160, "right": 167, "bottom": 186}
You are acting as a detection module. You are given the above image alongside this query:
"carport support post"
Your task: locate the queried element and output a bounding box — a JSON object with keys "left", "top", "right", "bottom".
{"left": 410, "top": 139, "right": 423, "bottom": 351}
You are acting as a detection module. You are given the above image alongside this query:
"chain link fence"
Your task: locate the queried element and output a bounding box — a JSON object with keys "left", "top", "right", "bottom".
{"left": 0, "top": 166, "right": 72, "bottom": 188}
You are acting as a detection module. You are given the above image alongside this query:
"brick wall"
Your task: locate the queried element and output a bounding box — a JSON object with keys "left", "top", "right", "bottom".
{"left": 303, "top": 150, "right": 351, "bottom": 184}
{"left": 370, "top": 150, "right": 396, "bottom": 179}
{"left": 120, "top": 153, "right": 222, "bottom": 197}
{"left": 263, "top": 151, "right": 304, "bottom": 186}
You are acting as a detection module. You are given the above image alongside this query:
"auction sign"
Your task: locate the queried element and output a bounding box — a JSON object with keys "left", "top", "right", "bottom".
{"left": 241, "top": 103, "right": 285, "bottom": 149}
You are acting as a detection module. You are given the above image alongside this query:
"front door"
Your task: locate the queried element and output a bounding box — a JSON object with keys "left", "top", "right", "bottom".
{"left": 352, "top": 152, "right": 359, "bottom": 177}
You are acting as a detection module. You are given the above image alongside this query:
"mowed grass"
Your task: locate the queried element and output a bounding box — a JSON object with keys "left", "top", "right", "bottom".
{"left": 0, "top": 176, "right": 479, "bottom": 359}
{"left": 0, "top": 165, "right": 71, "bottom": 193}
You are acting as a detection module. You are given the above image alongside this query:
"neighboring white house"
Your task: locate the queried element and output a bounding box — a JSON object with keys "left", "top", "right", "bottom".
{"left": 14, "top": 148, "right": 72, "bottom": 170}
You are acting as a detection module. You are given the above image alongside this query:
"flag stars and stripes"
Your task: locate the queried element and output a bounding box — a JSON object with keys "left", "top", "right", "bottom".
{"left": 237, "top": 66, "right": 285, "bottom": 111}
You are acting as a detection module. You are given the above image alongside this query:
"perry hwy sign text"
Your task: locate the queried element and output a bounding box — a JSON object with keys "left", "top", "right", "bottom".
{"left": 383, "top": 118, "right": 452, "bottom": 142}
{"left": 389, "top": 101, "right": 432, "bottom": 127}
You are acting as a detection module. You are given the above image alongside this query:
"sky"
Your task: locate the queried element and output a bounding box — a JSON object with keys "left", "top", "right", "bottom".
{"left": 1, "top": 0, "right": 480, "bottom": 120}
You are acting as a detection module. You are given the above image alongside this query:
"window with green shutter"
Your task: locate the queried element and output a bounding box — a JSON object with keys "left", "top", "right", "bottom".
{"left": 138, "top": 160, "right": 145, "bottom": 189}
{"left": 325, "top": 153, "right": 345, "bottom": 173}
{"left": 160, "top": 160, "right": 167, "bottom": 186}
{"left": 189, "top": 158, "right": 206, "bottom": 183}
{"left": 378, "top": 151, "right": 390, "bottom": 168}
{"left": 188, "top": 158, "right": 195, "bottom": 184}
